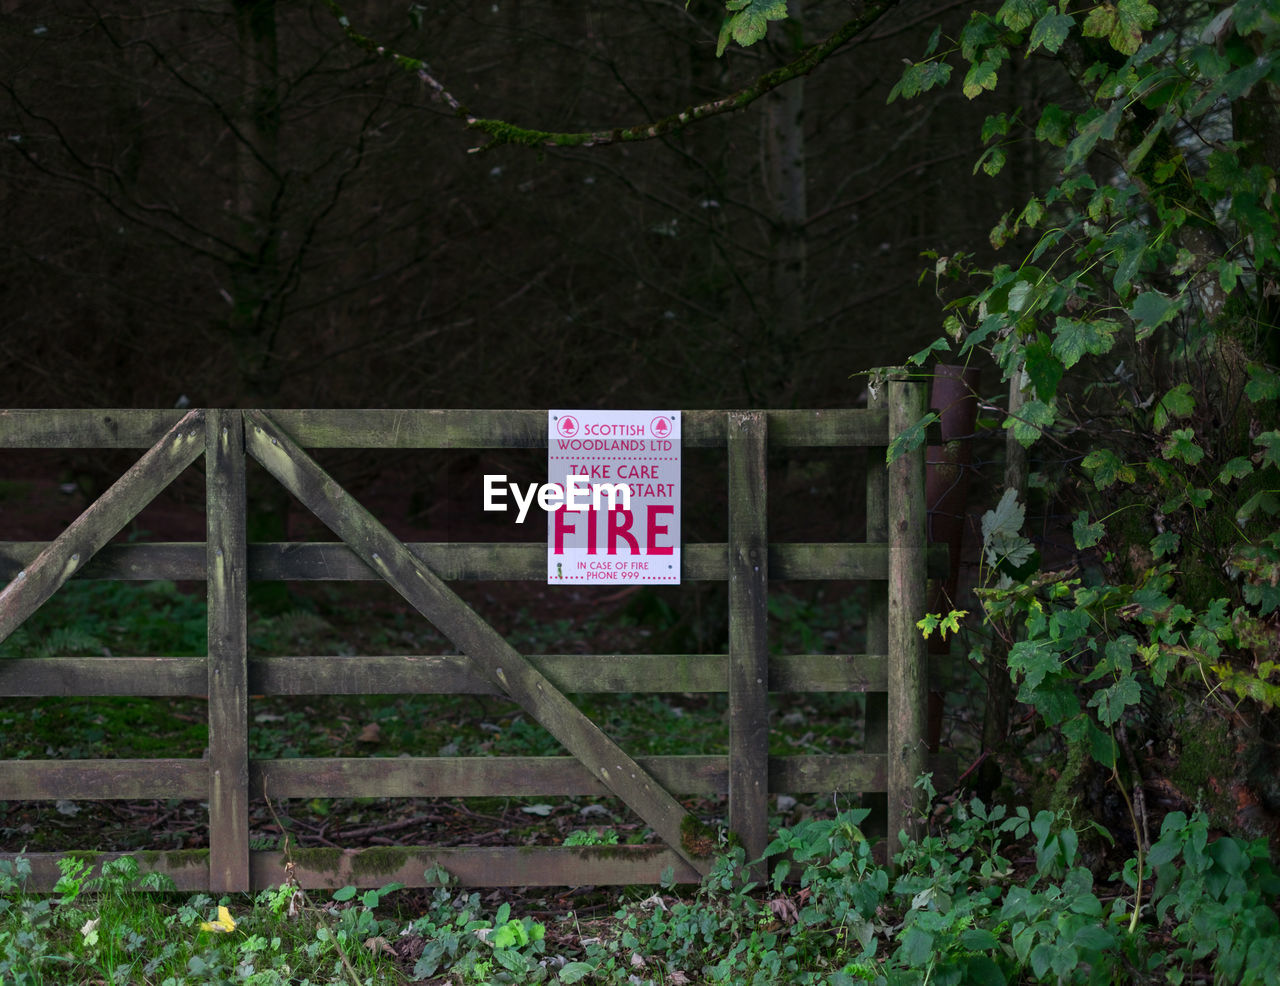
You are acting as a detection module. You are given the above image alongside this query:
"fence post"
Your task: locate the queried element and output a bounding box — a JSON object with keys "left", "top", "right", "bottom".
{"left": 206, "top": 409, "right": 249, "bottom": 892}
{"left": 727, "top": 411, "right": 769, "bottom": 868}
{"left": 887, "top": 374, "right": 928, "bottom": 848}
{"left": 862, "top": 384, "right": 889, "bottom": 839}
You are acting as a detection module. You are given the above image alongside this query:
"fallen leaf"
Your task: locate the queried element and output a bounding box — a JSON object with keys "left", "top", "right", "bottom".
{"left": 364, "top": 935, "right": 395, "bottom": 956}
{"left": 767, "top": 895, "right": 799, "bottom": 924}
{"left": 357, "top": 722, "right": 381, "bottom": 743}
{"left": 200, "top": 905, "right": 236, "bottom": 933}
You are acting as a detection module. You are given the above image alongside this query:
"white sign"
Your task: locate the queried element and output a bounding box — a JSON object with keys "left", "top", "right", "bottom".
{"left": 547, "top": 410, "right": 680, "bottom": 585}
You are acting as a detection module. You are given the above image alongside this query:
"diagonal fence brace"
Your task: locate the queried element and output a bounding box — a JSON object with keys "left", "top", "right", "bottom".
{"left": 0, "top": 409, "right": 207, "bottom": 643}
{"left": 243, "top": 409, "right": 710, "bottom": 875}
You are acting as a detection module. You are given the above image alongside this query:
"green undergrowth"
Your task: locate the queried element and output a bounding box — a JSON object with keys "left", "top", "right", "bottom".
{"left": 3, "top": 795, "right": 1278, "bottom": 985}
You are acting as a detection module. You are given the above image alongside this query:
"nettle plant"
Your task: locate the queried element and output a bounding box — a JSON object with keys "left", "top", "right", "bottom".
{"left": 894, "top": 0, "right": 1280, "bottom": 822}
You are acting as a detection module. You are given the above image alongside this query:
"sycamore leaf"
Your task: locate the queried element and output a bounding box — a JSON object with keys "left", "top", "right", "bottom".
{"left": 1036, "top": 103, "right": 1073, "bottom": 146}
{"left": 888, "top": 60, "right": 952, "bottom": 103}
{"left": 1082, "top": 448, "right": 1134, "bottom": 489}
{"left": 907, "top": 337, "right": 951, "bottom": 366}
{"left": 1089, "top": 676, "right": 1142, "bottom": 726}
{"left": 1152, "top": 383, "right": 1194, "bottom": 432}
{"left": 1072, "top": 512, "right": 1105, "bottom": 549}
{"left": 1162, "top": 428, "right": 1204, "bottom": 465}
{"left": 1128, "top": 290, "right": 1182, "bottom": 340}
{"left": 963, "top": 60, "right": 1000, "bottom": 99}
{"left": 1004, "top": 398, "right": 1055, "bottom": 447}
{"left": 1051, "top": 317, "right": 1118, "bottom": 369}
{"left": 887, "top": 411, "right": 939, "bottom": 464}
{"left": 1083, "top": 0, "right": 1156, "bottom": 55}
{"left": 1218, "top": 457, "right": 1254, "bottom": 484}
{"left": 200, "top": 905, "right": 237, "bottom": 933}
{"left": 1256, "top": 430, "right": 1280, "bottom": 468}
{"left": 716, "top": 0, "right": 788, "bottom": 55}
{"left": 1245, "top": 364, "right": 1280, "bottom": 402}
{"left": 997, "top": 0, "right": 1045, "bottom": 33}
{"left": 1028, "top": 11, "right": 1074, "bottom": 53}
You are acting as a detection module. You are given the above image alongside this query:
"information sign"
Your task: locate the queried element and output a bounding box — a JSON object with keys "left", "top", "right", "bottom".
{"left": 546, "top": 410, "right": 681, "bottom": 584}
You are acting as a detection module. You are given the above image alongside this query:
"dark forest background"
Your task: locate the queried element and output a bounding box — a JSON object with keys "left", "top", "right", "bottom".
{"left": 0, "top": 0, "right": 1032, "bottom": 412}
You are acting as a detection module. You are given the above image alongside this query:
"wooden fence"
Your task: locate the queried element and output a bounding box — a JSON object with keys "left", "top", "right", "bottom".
{"left": 0, "top": 390, "right": 929, "bottom": 892}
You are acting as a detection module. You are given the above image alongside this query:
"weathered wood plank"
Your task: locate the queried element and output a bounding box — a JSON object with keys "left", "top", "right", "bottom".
{"left": 255, "top": 754, "right": 729, "bottom": 798}
{"left": 0, "top": 657, "right": 207, "bottom": 695}
{"left": 0, "top": 846, "right": 703, "bottom": 892}
{"left": 261, "top": 845, "right": 706, "bottom": 890}
{"left": 0, "top": 540, "right": 896, "bottom": 583}
{"left": 0, "top": 759, "right": 207, "bottom": 800}
{"left": 206, "top": 409, "right": 250, "bottom": 893}
{"left": 0, "top": 408, "right": 891, "bottom": 450}
{"left": 0, "top": 852, "right": 210, "bottom": 892}
{"left": 263, "top": 409, "right": 890, "bottom": 448}
{"left": 727, "top": 412, "right": 770, "bottom": 864}
{"left": 887, "top": 374, "right": 928, "bottom": 846}
{"left": 244, "top": 409, "right": 710, "bottom": 874}
{"left": 0, "top": 411, "right": 206, "bottom": 643}
{"left": 0, "top": 752, "right": 900, "bottom": 803}
{"left": 0, "top": 409, "right": 188, "bottom": 448}
{"left": 254, "top": 753, "right": 884, "bottom": 798}
{"left": 0, "top": 653, "right": 944, "bottom": 697}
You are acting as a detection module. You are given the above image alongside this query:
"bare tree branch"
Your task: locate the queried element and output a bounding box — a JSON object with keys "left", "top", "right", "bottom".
{"left": 320, "top": 0, "right": 900, "bottom": 150}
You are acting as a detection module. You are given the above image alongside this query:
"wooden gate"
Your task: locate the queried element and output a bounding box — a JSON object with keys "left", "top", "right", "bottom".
{"left": 0, "top": 391, "right": 927, "bottom": 893}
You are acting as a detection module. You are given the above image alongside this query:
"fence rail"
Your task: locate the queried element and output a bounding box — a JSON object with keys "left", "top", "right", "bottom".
{"left": 0, "top": 396, "right": 930, "bottom": 891}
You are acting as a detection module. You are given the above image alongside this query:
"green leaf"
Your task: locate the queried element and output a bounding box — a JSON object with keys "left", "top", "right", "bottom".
{"left": 1073, "top": 511, "right": 1105, "bottom": 549}
{"left": 1084, "top": 0, "right": 1156, "bottom": 55}
{"left": 1151, "top": 530, "right": 1180, "bottom": 559}
{"left": 1089, "top": 675, "right": 1141, "bottom": 726}
{"left": 1025, "top": 334, "right": 1064, "bottom": 401}
{"left": 982, "top": 488, "right": 1026, "bottom": 544}
{"left": 1036, "top": 103, "right": 1073, "bottom": 147}
{"left": 1162, "top": 427, "right": 1204, "bottom": 465}
{"left": 1028, "top": 11, "right": 1074, "bottom": 53}
{"left": 963, "top": 59, "right": 1000, "bottom": 99}
{"left": 1256, "top": 429, "right": 1280, "bottom": 468}
{"left": 1152, "top": 383, "right": 1194, "bottom": 432}
{"left": 1245, "top": 364, "right": 1280, "bottom": 402}
{"left": 1004, "top": 398, "right": 1055, "bottom": 447}
{"left": 1218, "top": 458, "right": 1255, "bottom": 486}
{"left": 888, "top": 60, "right": 953, "bottom": 103}
{"left": 1082, "top": 448, "right": 1134, "bottom": 488}
{"left": 1065, "top": 101, "right": 1124, "bottom": 171}
{"left": 560, "top": 963, "right": 596, "bottom": 984}
{"left": 980, "top": 146, "right": 1008, "bottom": 176}
{"left": 1051, "top": 317, "right": 1118, "bottom": 369}
{"left": 997, "top": 0, "right": 1044, "bottom": 32}
{"left": 907, "top": 337, "right": 951, "bottom": 366}
{"left": 332, "top": 885, "right": 357, "bottom": 902}
{"left": 982, "top": 113, "right": 1012, "bottom": 142}
{"left": 887, "top": 411, "right": 940, "bottom": 464}
{"left": 1129, "top": 290, "right": 1182, "bottom": 340}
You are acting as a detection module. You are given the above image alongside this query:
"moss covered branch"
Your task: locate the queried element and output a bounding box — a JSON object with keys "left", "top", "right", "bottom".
{"left": 321, "top": 0, "right": 898, "bottom": 151}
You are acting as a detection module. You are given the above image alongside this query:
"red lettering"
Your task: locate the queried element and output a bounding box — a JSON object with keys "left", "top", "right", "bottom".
{"left": 552, "top": 507, "right": 576, "bottom": 553}
{"left": 607, "top": 508, "right": 639, "bottom": 554}
{"left": 647, "top": 504, "right": 674, "bottom": 555}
